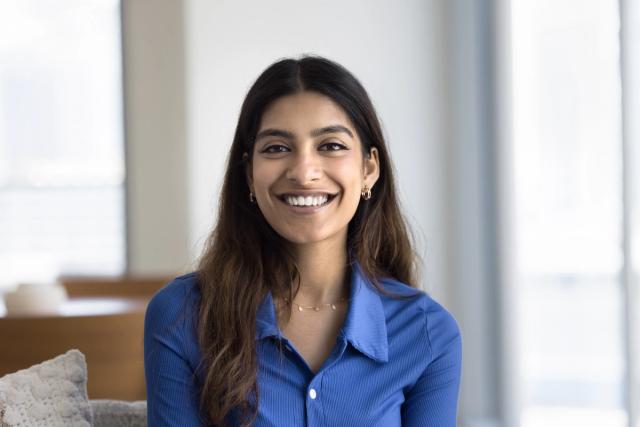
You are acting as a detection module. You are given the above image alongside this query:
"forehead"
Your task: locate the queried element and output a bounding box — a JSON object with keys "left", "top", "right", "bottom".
{"left": 258, "top": 91, "right": 356, "bottom": 133}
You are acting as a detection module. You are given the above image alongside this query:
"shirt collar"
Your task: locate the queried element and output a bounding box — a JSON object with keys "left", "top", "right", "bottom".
{"left": 256, "top": 292, "right": 281, "bottom": 341}
{"left": 255, "top": 261, "right": 389, "bottom": 363}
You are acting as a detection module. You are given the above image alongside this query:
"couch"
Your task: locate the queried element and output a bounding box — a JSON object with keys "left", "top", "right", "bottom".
{"left": 90, "top": 400, "right": 146, "bottom": 427}
{"left": 0, "top": 350, "right": 147, "bottom": 427}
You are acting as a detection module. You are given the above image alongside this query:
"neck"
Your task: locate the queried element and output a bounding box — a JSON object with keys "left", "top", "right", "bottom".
{"left": 291, "top": 239, "right": 350, "bottom": 304}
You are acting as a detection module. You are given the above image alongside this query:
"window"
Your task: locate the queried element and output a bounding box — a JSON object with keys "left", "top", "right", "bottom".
{"left": 510, "top": 0, "right": 639, "bottom": 425}
{"left": 0, "top": 0, "right": 126, "bottom": 288}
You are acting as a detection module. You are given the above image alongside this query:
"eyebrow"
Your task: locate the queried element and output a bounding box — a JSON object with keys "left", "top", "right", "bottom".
{"left": 311, "top": 125, "right": 354, "bottom": 138}
{"left": 255, "top": 125, "right": 354, "bottom": 142}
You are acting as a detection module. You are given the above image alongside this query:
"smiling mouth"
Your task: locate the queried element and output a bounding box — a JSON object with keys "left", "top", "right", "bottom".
{"left": 277, "top": 193, "right": 338, "bottom": 208}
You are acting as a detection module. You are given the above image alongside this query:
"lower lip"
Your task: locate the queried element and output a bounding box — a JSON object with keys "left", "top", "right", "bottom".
{"left": 278, "top": 196, "right": 336, "bottom": 214}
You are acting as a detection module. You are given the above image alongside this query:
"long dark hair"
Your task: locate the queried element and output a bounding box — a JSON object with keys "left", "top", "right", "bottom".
{"left": 196, "top": 55, "right": 420, "bottom": 426}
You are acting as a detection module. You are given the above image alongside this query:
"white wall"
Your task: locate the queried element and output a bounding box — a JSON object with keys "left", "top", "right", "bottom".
{"left": 185, "top": 0, "right": 453, "bottom": 304}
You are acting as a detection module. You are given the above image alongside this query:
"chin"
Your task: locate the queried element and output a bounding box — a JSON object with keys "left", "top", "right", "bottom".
{"left": 272, "top": 226, "right": 336, "bottom": 246}
{"left": 269, "top": 223, "right": 348, "bottom": 246}
{"left": 280, "top": 233, "right": 327, "bottom": 245}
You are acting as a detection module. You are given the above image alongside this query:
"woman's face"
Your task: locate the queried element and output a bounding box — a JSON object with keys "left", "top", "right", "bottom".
{"left": 247, "top": 91, "right": 379, "bottom": 247}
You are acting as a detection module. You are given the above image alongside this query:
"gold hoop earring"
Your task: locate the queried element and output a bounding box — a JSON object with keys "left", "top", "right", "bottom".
{"left": 361, "top": 185, "right": 372, "bottom": 200}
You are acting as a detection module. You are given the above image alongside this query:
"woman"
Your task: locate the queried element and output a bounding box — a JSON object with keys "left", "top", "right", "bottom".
{"left": 144, "top": 55, "right": 462, "bottom": 427}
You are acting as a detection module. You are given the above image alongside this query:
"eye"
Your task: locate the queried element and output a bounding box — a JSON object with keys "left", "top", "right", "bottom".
{"left": 319, "top": 142, "right": 348, "bottom": 151}
{"left": 261, "top": 144, "right": 290, "bottom": 154}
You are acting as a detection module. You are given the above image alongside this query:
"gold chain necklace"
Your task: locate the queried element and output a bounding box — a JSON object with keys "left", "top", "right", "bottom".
{"left": 283, "top": 296, "right": 348, "bottom": 312}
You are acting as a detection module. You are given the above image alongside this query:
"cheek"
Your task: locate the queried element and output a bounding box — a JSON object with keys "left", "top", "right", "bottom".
{"left": 333, "top": 160, "right": 363, "bottom": 193}
{"left": 332, "top": 165, "right": 364, "bottom": 216}
{"left": 251, "top": 163, "right": 278, "bottom": 190}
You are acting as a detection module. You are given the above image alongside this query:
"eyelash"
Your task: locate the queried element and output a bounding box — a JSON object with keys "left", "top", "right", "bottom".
{"left": 321, "top": 142, "right": 348, "bottom": 151}
{"left": 261, "top": 142, "right": 348, "bottom": 153}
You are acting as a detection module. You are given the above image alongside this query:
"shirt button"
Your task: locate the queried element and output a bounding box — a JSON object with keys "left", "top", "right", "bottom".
{"left": 309, "top": 388, "right": 317, "bottom": 400}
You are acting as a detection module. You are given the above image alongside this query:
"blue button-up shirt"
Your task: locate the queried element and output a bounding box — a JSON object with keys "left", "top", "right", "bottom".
{"left": 144, "top": 262, "right": 462, "bottom": 426}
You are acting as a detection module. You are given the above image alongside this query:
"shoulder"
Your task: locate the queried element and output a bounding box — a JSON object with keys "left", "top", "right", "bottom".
{"left": 150, "top": 272, "right": 200, "bottom": 301}
{"left": 145, "top": 272, "right": 201, "bottom": 336}
{"left": 147, "top": 272, "right": 200, "bottom": 311}
{"left": 378, "top": 277, "right": 461, "bottom": 360}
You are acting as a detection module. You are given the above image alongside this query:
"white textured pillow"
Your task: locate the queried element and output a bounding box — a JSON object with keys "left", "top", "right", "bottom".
{"left": 0, "top": 349, "right": 92, "bottom": 427}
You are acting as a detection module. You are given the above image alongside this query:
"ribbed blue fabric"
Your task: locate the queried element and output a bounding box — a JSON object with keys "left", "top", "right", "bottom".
{"left": 144, "top": 262, "right": 462, "bottom": 426}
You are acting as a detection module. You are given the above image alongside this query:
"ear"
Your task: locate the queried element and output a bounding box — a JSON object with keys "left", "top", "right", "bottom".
{"left": 363, "top": 147, "right": 380, "bottom": 189}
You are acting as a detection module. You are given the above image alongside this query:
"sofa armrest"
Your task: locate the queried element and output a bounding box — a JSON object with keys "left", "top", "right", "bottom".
{"left": 90, "top": 399, "right": 147, "bottom": 427}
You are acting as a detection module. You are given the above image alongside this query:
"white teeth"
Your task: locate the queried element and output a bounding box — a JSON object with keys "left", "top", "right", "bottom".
{"left": 284, "top": 194, "right": 330, "bottom": 207}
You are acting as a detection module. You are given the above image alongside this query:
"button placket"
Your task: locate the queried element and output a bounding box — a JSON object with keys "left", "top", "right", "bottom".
{"left": 306, "top": 376, "right": 325, "bottom": 427}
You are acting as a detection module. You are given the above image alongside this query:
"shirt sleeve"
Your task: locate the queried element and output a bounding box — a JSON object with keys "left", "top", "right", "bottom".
{"left": 401, "top": 302, "right": 463, "bottom": 427}
{"left": 144, "top": 279, "right": 204, "bottom": 426}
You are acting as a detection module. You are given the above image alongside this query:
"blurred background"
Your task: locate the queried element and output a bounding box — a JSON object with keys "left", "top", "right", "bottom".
{"left": 1, "top": 0, "right": 639, "bottom": 426}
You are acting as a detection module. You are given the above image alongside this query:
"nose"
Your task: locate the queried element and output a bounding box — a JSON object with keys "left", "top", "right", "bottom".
{"left": 285, "top": 151, "right": 322, "bottom": 184}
